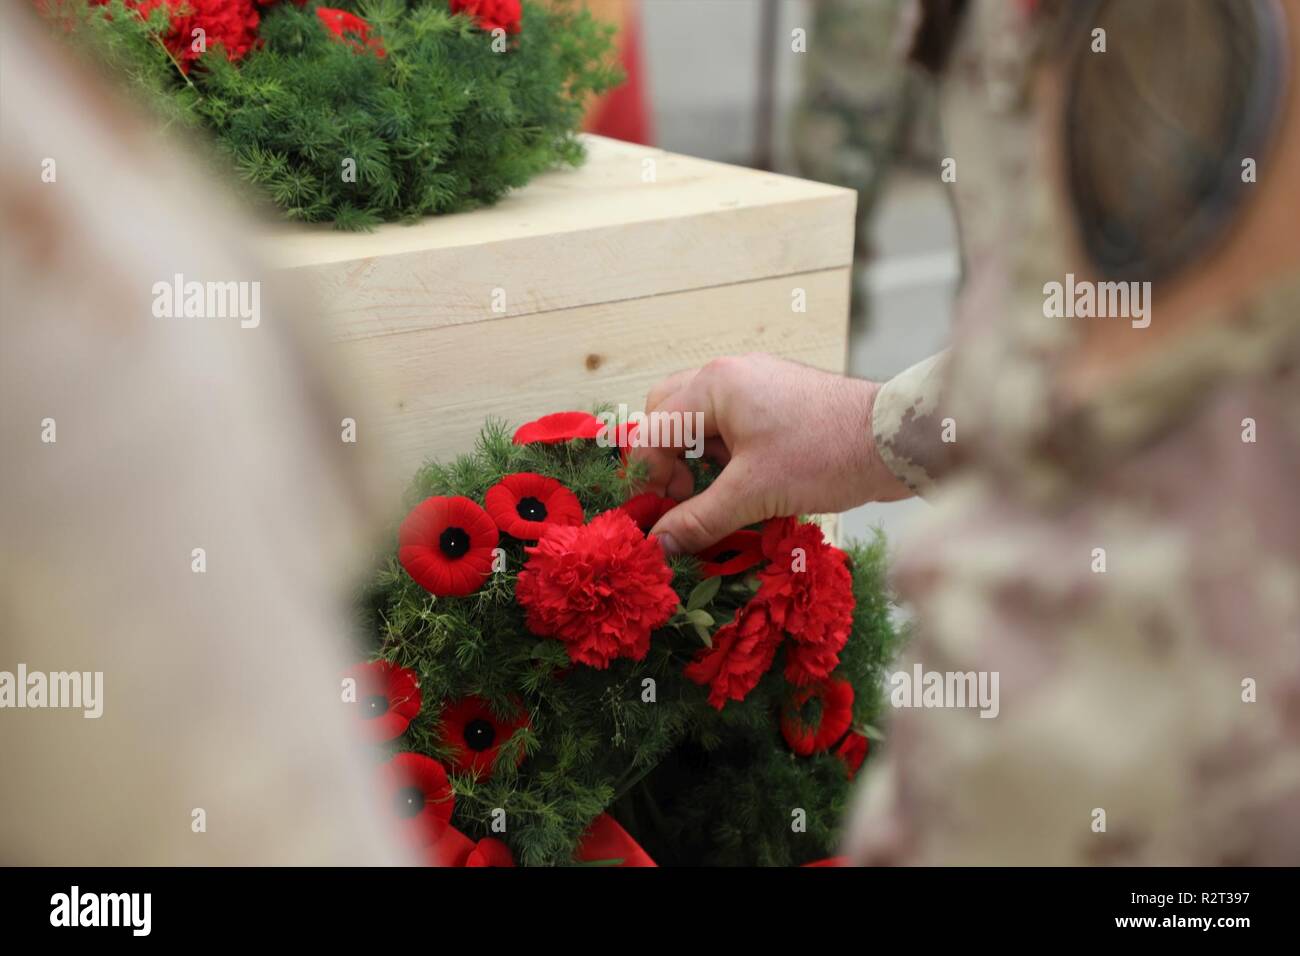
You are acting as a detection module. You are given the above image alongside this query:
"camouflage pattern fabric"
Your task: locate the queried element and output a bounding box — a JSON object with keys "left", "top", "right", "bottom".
{"left": 850, "top": 0, "right": 1300, "bottom": 864}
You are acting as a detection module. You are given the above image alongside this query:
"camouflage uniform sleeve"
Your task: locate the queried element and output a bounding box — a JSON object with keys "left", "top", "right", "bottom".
{"left": 871, "top": 351, "right": 955, "bottom": 497}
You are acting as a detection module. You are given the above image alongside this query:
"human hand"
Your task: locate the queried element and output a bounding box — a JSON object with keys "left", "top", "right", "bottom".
{"left": 629, "top": 353, "right": 914, "bottom": 555}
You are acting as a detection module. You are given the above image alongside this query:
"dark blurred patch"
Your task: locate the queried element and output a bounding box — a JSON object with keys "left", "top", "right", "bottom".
{"left": 908, "top": 0, "right": 971, "bottom": 74}
{"left": 1062, "top": 0, "right": 1288, "bottom": 282}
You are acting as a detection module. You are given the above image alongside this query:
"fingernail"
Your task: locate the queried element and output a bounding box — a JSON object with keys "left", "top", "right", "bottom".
{"left": 656, "top": 533, "right": 681, "bottom": 556}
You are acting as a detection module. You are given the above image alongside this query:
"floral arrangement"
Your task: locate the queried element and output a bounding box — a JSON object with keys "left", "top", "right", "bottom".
{"left": 351, "top": 409, "right": 904, "bottom": 866}
{"left": 40, "top": 0, "right": 619, "bottom": 229}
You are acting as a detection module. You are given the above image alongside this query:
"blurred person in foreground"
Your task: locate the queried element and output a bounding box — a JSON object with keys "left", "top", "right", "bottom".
{"left": 634, "top": 0, "right": 1300, "bottom": 864}
{"left": 0, "top": 7, "right": 407, "bottom": 864}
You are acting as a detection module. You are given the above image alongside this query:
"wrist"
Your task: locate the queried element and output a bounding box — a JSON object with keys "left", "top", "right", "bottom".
{"left": 860, "top": 378, "right": 916, "bottom": 503}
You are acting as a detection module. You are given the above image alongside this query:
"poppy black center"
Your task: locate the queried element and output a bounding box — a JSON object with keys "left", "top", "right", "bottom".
{"left": 464, "top": 718, "right": 497, "bottom": 752}
{"left": 798, "top": 697, "right": 825, "bottom": 728}
{"left": 395, "top": 786, "right": 426, "bottom": 818}
{"left": 516, "top": 496, "right": 548, "bottom": 522}
{"left": 362, "top": 694, "right": 389, "bottom": 718}
{"left": 712, "top": 550, "right": 741, "bottom": 564}
{"left": 439, "top": 526, "right": 470, "bottom": 559}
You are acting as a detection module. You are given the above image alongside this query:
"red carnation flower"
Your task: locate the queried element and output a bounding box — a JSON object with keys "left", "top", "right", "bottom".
{"left": 485, "top": 472, "right": 584, "bottom": 540}
{"left": 465, "top": 837, "right": 515, "bottom": 867}
{"left": 316, "top": 6, "right": 386, "bottom": 57}
{"left": 780, "top": 678, "right": 855, "bottom": 757}
{"left": 617, "top": 492, "right": 677, "bottom": 533}
{"left": 835, "top": 731, "right": 869, "bottom": 780}
{"left": 399, "top": 496, "right": 499, "bottom": 597}
{"left": 438, "top": 695, "right": 530, "bottom": 779}
{"left": 92, "top": 0, "right": 261, "bottom": 72}
{"left": 450, "top": 0, "right": 522, "bottom": 34}
{"left": 512, "top": 411, "right": 604, "bottom": 445}
{"left": 696, "top": 530, "right": 763, "bottom": 578}
{"left": 683, "top": 599, "right": 784, "bottom": 709}
{"left": 379, "top": 753, "right": 454, "bottom": 847}
{"left": 345, "top": 659, "right": 421, "bottom": 742}
{"left": 516, "top": 510, "right": 678, "bottom": 668}
{"left": 756, "top": 518, "right": 855, "bottom": 686}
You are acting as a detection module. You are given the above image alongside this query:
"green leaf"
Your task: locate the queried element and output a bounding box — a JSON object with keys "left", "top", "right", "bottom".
{"left": 686, "top": 575, "right": 721, "bottom": 611}
{"left": 684, "top": 609, "right": 713, "bottom": 628}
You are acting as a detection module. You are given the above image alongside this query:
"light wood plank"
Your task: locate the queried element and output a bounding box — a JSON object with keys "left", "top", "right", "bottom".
{"left": 261, "top": 135, "right": 856, "bottom": 341}
{"left": 339, "top": 268, "right": 850, "bottom": 481}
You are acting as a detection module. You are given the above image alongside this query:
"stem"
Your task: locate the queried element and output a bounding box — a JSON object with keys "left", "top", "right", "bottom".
{"left": 154, "top": 35, "right": 198, "bottom": 94}
{"left": 610, "top": 758, "right": 658, "bottom": 803}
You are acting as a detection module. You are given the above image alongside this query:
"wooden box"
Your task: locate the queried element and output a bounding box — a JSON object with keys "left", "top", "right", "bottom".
{"left": 261, "top": 135, "right": 856, "bottom": 482}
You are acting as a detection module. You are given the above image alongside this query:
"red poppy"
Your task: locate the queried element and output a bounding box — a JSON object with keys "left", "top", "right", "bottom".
{"left": 780, "top": 678, "right": 855, "bottom": 757}
{"left": 618, "top": 492, "right": 677, "bottom": 533}
{"left": 516, "top": 510, "right": 679, "bottom": 668}
{"left": 438, "top": 695, "right": 531, "bottom": 779}
{"left": 695, "top": 530, "right": 763, "bottom": 578}
{"left": 316, "top": 5, "right": 386, "bottom": 56}
{"left": 512, "top": 411, "right": 604, "bottom": 445}
{"left": 398, "top": 496, "right": 498, "bottom": 597}
{"left": 379, "top": 753, "right": 454, "bottom": 847}
{"left": 345, "top": 660, "right": 421, "bottom": 742}
{"left": 835, "top": 732, "right": 869, "bottom": 780}
{"left": 465, "top": 837, "right": 515, "bottom": 867}
{"left": 484, "top": 472, "right": 584, "bottom": 540}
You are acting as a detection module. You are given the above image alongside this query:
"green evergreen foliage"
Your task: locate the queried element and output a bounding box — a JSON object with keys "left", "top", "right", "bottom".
{"left": 51, "top": 0, "right": 620, "bottom": 228}
{"left": 361, "top": 411, "right": 906, "bottom": 866}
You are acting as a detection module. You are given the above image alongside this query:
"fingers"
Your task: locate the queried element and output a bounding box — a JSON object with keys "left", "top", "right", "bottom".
{"left": 649, "top": 460, "right": 766, "bottom": 555}
{"left": 630, "top": 364, "right": 723, "bottom": 493}
{"left": 702, "top": 437, "right": 731, "bottom": 468}
{"left": 645, "top": 367, "right": 697, "bottom": 414}
{"left": 630, "top": 445, "right": 680, "bottom": 496}
{"left": 664, "top": 459, "right": 695, "bottom": 500}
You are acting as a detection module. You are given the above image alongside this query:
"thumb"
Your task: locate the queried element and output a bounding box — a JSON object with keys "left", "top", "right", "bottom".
{"left": 650, "top": 463, "right": 766, "bottom": 556}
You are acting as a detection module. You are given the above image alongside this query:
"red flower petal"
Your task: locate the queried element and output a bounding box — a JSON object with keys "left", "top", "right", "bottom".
{"left": 779, "top": 678, "right": 855, "bottom": 756}
{"left": 756, "top": 518, "right": 855, "bottom": 685}
{"left": 835, "top": 732, "right": 870, "bottom": 780}
{"left": 683, "top": 599, "right": 783, "bottom": 709}
{"left": 512, "top": 411, "right": 604, "bottom": 445}
{"left": 618, "top": 492, "right": 677, "bottom": 533}
{"left": 345, "top": 659, "right": 421, "bottom": 743}
{"left": 426, "top": 825, "right": 476, "bottom": 866}
{"left": 484, "top": 472, "right": 584, "bottom": 540}
{"left": 316, "top": 6, "right": 386, "bottom": 56}
{"left": 465, "top": 837, "right": 515, "bottom": 867}
{"left": 398, "top": 496, "right": 498, "bottom": 597}
{"left": 380, "top": 753, "right": 454, "bottom": 847}
{"left": 100, "top": 0, "right": 262, "bottom": 71}
{"left": 438, "top": 695, "right": 530, "bottom": 779}
{"left": 450, "top": 0, "right": 523, "bottom": 35}
{"left": 516, "top": 510, "right": 678, "bottom": 669}
{"left": 695, "top": 530, "right": 763, "bottom": 578}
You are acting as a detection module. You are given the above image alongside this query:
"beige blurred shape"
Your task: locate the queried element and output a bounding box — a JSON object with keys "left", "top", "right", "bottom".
{"left": 0, "top": 6, "right": 409, "bottom": 864}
